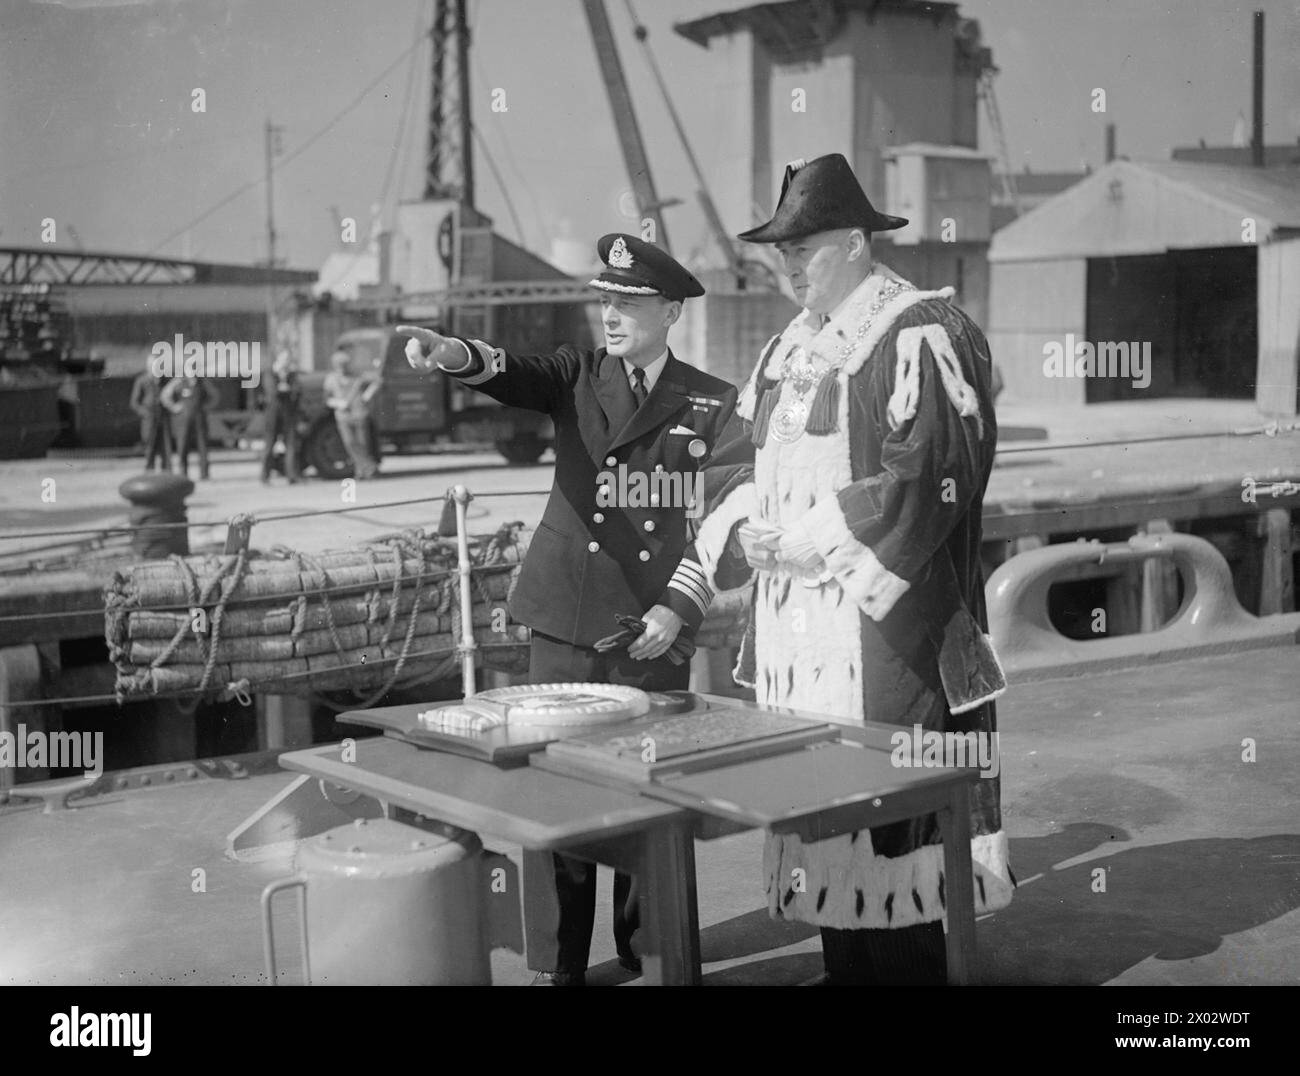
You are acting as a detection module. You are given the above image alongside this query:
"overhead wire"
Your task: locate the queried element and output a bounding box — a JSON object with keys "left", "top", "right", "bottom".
{"left": 325, "top": 0, "right": 428, "bottom": 293}
{"left": 471, "top": 124, "right": 528, "bottom": 246}
{"left": 470, "top": 42, "right": 549, "bottom": 252}
{"left": 144, "top": 36, "right": 426, "bottom": 258}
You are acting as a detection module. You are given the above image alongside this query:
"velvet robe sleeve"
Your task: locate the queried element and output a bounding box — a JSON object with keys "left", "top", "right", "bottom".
{"left": 656, "top": 384, "right": 742, "bottom": 627}
{"left": 797, "top": 302, "right": 995, "bottom": 622}
{"left": 680, "top": 405, "right": 759, "bottom": 595}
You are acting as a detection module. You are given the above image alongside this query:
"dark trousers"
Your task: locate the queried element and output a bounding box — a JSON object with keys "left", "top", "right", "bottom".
{"left": 140, "top": 414, "right": 173, "bottom": 472}
{"left": 820, "top": 921, "right": 947, "bottom": 985}
{"left": 260, "top": 398, "right": 299, "bottom": 481}
{"left": 528, "top": 630, "right": 690, "bottom": 975}
{"left": 171, "top": 411, "right": 209, "bottom": 480}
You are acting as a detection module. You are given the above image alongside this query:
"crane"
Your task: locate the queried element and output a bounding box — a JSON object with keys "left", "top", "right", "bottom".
{"left": 580, "top": 0, "right": 675, "bottom": 253}
{"left": 979, "top": 67, "right": 1020, "bottom": 218}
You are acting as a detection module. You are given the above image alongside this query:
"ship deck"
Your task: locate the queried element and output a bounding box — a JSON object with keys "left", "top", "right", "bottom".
{"left": 2, "top": 639, "right": 1296, "bottom": 986}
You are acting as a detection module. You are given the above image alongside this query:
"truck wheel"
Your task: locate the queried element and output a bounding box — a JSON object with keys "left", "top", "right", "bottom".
{"left": 496, "top": 436, "right": 546, "bottom": 465}
{"left": 305, "top": 420, "right": 355, "bottom": 479}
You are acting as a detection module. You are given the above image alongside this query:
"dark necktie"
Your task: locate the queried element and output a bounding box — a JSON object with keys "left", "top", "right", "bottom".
{"left": 631, "top": 367, "right": 648, "bottom": 408}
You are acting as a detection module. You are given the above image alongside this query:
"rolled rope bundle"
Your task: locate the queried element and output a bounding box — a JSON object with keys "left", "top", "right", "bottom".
{"left": 106, "top": 524, "right": 530, "bottom": 702}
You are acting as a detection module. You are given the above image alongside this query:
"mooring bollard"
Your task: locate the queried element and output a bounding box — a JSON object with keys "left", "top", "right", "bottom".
{"left": 118, "top": 473, "right": 195, "bottom": 560}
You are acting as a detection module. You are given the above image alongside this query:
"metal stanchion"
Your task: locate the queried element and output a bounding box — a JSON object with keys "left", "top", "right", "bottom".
{"left": 450, "top": 484, "right": 478, "bottom": 698}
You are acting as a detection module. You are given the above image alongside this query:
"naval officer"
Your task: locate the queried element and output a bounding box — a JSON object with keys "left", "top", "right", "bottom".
{"left": 399, "top": 233, "right": 737, "bottom": 985}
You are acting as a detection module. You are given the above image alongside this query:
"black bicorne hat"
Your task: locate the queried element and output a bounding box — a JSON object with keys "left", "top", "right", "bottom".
{"left": 588, "top": 234, "right": 705, "bottom": 303}
{"left": 737, "top": 153, "right": 908, "bottom": 244}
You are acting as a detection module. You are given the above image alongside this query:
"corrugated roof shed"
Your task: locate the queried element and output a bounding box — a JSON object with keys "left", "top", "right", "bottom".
{"left": 989, "top": 159, "right": 1300, "bottom": 262}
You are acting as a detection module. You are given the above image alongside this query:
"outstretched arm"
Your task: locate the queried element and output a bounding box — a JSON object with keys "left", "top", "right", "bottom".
{"left": 398, "top": 324, "right": 579, "bottom": 414}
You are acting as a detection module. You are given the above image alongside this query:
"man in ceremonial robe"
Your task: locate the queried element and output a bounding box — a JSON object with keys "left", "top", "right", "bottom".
{"left": 689, "top": 154, "right": 1015, "bottom": 984}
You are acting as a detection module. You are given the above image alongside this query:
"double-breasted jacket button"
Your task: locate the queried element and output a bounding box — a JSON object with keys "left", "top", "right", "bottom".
{"left": 587, "top": 541, "right": 600, "bottom": 553}
{"left": 638, "top": 550, "right": 651, "bottom": 562}
{"left": 654, "top": 463, "right": 664, "bottom": 473}
{"left": 643, "top": 520, "right": 655, "bottom": 532}
{"left": 605, "top": 455, "right": 617, "bottom": 466}
{"left": 593, "top": 512, "right": 605, "bottom": 523}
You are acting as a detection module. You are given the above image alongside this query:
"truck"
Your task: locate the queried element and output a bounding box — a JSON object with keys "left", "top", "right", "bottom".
{"left": 274, "top": 325, "right": 556, "bottom": 478}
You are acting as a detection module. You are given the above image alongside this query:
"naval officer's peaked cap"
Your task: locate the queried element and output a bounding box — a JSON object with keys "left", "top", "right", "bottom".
{"left": 588, "top": 234, "right": 705, "bottom": 303}
{"left": 738, "top": 152, "right": 908, "bottom": 244}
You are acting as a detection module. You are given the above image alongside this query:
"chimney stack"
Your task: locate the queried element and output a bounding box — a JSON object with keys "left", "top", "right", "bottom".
{"left": 1252, "top": 11, "right": 1264, "bottom": 167}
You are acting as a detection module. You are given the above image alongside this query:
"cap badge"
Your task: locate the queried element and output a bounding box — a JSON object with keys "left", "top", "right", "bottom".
{"left": 609, "top": 236, "right": 634, "bottom": 269}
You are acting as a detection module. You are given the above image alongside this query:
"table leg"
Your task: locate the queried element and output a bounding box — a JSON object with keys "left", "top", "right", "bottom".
{"left": 521, "top": 849, "right": 561, "bottom": 972}
{"left": 637, "top": 821, "right": 701, "bottom": 986}
{"left": 937, "top": 782, "right": 977, "bottom": 985}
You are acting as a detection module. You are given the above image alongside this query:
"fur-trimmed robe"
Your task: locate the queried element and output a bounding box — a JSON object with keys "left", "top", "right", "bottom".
{"left": 689, "top": 263, "right": 1014, "bottom": 930}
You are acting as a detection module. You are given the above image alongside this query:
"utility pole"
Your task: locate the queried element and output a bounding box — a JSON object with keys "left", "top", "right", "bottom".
{"left": 264, "top": 117, "right": 285, "bottom": 357}
{"left": 264, "top": 117, "right": 281, "bottom": 270}
{"left": 1251, "top": 10, "right": 1264, "bottom": 167}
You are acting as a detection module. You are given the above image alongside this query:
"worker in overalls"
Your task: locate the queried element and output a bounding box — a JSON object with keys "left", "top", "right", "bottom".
{"left": 324, "top": 350, "right": 379, "bottom": 479}
{"left": 260, "top": 349, "right": 302, "bottom": 484}
{"left": 160, "top": 374, "right": 217, "bottom": 481}
{"left": 400, "top": 234, "right": 737, "bottom": 985}
{"left": 129, "top": 366, "right": 173, "bottom": 472}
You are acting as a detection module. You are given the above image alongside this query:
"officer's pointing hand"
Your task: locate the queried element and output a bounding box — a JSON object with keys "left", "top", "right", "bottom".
{"left": 628, "top": 604, "right": 683, "bottom": 661}
{"left": 396, "top": 325, "right": 453, "bottom": 372}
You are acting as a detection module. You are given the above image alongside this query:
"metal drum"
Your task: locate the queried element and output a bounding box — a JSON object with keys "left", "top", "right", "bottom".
{"left": 261, "top": 817, "right": 492, "bottom": 985}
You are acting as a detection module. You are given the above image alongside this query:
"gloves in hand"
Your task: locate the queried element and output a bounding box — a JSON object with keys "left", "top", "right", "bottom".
{"left": 775, "top": 519, "right": 825, "bottom": 573}
{"left": 593, "top": 613, "right": 694, "bottom": 665}
{"left": 737, "top": 519, "right": 782, "bottom": 572}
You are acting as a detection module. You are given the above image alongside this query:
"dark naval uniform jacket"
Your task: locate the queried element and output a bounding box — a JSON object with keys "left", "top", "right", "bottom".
{"left": 438, "top": 337, "right": 738, "bottom": 648}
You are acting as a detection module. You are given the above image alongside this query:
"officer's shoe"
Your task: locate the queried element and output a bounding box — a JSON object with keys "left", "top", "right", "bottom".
{"left": 531, "top": 970, "right": 586, "bottom": 986}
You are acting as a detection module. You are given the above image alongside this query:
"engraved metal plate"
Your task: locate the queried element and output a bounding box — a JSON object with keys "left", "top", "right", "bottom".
{"left": 544, "top": 706, "right": 840, "bottom": 782}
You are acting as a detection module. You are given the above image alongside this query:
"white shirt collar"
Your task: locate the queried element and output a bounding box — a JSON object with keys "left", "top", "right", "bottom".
{"left": 624, "top": 349, "right": 669, "bottom": 393}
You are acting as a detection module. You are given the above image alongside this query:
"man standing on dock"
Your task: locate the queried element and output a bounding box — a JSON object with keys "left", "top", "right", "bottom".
{"left": 160, "top": 373, "right": 217, "bottom": 481}
{"left": 690, "top": 154, "right": 1014, "bottom": 984}
{"left": 260, "top": 348, "right": 302, "bottom": 485}
{"left": 323, "top": 349, "right": 379, "bottom": 480}
{"left": 130, "top": 365, "right": 173, "bottom": 472}
{"left": 399, "top": 234, "right": 737, "bottom": 985}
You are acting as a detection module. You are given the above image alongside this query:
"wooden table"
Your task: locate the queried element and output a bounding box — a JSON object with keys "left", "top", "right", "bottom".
{"left": 277, "top": 736, "right": 702, "bottom": 986}
{"left": 532, "top": 695, "right": 982, "bottom": 984}
{"left": 281, "top": 696, "right": 983, "bottom": 985}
